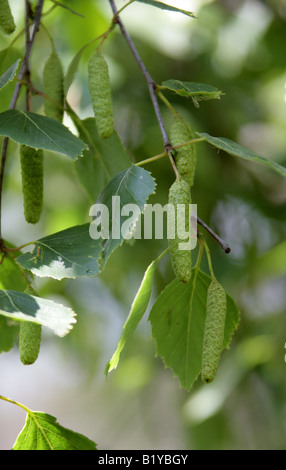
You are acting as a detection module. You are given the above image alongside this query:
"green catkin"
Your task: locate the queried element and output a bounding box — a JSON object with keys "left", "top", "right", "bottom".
{"left": 167, "top": 178, "right": 192, "bottom": 283}
{"left": 0, "top": 0, "right": 16, "bottom": 35}
{"left": 19, "top": 321, "right": 42, "bottom": 365}
{"left": 43, "top": 51, "right": 64, "bottom": 122}
{"left": 170, "top": 115, "right": 197, "bottom": 188}
{"left": 88, "top": 50, "right": 114, "bottom": 139}
{"left": 20, "top": 145, "right": 44, "bottom": 224}
{"left": 201, "top": 280, "right": 227, "bottom": 383}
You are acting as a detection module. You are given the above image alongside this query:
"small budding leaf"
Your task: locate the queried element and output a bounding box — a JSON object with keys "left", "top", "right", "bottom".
{"left": 201, "top": 280, "right": 227, "bottom": 383}
{"left": 167, "top": 178, "right": 192, "bottom": 283}
{"left": 43, "top": 51, "right": 64, "bottom": 123}
{"left": 19, "top": 321, "right": 42, "bottom": 365}
{"left": 20, "top": 145, "right": 44, "bottom": 224}
{"left": 170, "top": 115, "right": 197, "bottom": 188}
{"left": 88, "top": 50, "right": 114, "bottom": 139}
{"left": 0, "top": 0, "right": 16, "bottom": 35}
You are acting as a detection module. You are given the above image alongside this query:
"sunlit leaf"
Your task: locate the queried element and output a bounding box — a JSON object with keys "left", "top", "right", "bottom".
{"left": 0, "top": 290, "right": 76, "bottom": 337}
{"left": 0, "top": 59, "right": 20, "bottom": 90}
{"left": 135, "top": 0, "right": 195, "bottom": 17}
{"left": 13, "top": 411, "right": 97, "bottom": 450}
{"left": 105, "top": 254, "right": 162, "bottom": 375}
{"left": 161, "top": 80, "right": 223, "bottom": 102}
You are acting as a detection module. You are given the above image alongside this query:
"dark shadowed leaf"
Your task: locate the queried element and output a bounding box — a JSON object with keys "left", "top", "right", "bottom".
{"left": 17, "top": 224, "right": 103, "bottom": 280}
{"left": 197, "top": 132, "right": 286, "bottom": 177}
{"left": 0, "top": 110, "right": 87, "bottom": 159}
{"left": 75, "top": 117, "right": 132, "bottom": 201}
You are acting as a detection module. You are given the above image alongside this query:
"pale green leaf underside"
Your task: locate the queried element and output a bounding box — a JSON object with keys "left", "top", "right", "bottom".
{"left": 148, "top": 269, "right": 240, "bottom": 390}
{"left": 13, "top": 412, "right": 97, "bottom": 450}
{"left": 96, "top": 164, "right": 156, "bottom": 263}
{"left": 197, "top": 132, "right": 286, "bottom": 177}
{"left": 135, "top": 0, "right": 195, "bottom": 17}
{"left": 0, "top": 110, "right": 87, "bottom": 159}
{"left": 17, "top": 224, "right": 103, "bottom": 280}
{"left": 0, "top": 290, "right": 76, "bottom": 337}
{"left": 161, "top": 80, "right": 223, "bottom": 101}
{"left": 0, "top": 59, "right": 20, "bottom": 90}
{"left": 105, "top": 256, "right": 160, "bottom": 375}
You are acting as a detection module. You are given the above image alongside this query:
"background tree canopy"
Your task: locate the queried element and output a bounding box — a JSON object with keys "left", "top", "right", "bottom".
{"left": 0, "top": 0, "right": 286, "bottom": 450}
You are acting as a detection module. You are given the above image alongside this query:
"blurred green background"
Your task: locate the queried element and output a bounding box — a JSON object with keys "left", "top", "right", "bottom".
{"left": 0, "top": 0, "right": 286, "bottom": 450}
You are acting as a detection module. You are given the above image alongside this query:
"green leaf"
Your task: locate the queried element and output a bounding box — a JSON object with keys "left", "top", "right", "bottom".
{"left": 135, "top": 0, "right": 195, "bottom": 17}
{"left": 64, "top": 41, "right": 96, "bottom": 94}
{"left": 197, "top": 132, "right": 286, "bottom": 178}
{"left": 0, "top": 59, "right": 20, "bottom": 90}
{"left": 0, "top": 290, "right": 76, "bottom": 337}
{"left": 75, "top": 117, "right": 132, "bottom": 201}
{"left": 17, "top": 224, "right": 103, "bottom": 280}
{"left": 13, "top": 411, "right": 97, "bottom": 450}
{"left": 105, "top": 252, "right": 164, "bottom": 375}
{"left": 161, "top": 80, "right": 223, "bottom": 102}
{"left": 94, "top": 164, "right": 156, "bottom": 263}
{"left": 0, "top": 253, "right": 27, "bottom": 291}
{"left": 0, "top": 315, "right": 19, "bottom": 354}
{"left": 148, "top": 269, "right": 240, "bottom": 390}
{"left": 0, "top": 110, "right": 87, "bottom": 159}
{"left": 0, "top": 252, "right": 27, "bottom": 353}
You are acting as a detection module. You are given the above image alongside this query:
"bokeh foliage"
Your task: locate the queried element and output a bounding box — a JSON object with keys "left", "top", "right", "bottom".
{"left": 1, "top": 0, "right": 286, "bottom": 450}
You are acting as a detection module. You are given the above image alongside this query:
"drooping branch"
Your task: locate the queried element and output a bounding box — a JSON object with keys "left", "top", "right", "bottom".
{"left": 108, "top": 0, "right": 171, "bottom": 151}
{"left": 0, "top": 0, "right": 44, "bottom": 240}
{"left": 108, "top": 0, "right": 231, "bottom": 255}
{"left": 196, "top": 216, "right": 231, "bottom": 254}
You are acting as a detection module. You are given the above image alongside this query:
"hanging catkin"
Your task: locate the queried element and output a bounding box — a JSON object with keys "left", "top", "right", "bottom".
{"left": 0, "top": 0, "right": 16, "bottom": 35}
{"left": 201, "top": 280, "right": 227, "bottom": 383}
{"left": 19, "top": 321, "right": 42, "bottom": 365}
{"left": 170, "top": 114, "right": 197, "bottom": 188}
{"left": 167, "top": 178, "right": 192, "bottom": 283}
{"left": 43, "top": 51, "right": 64, "bottom": 122}
{"left": 20, "top": 145, "right": 44, "bottom": 224}
{"left": 88, "top": 50, "right": 114, "bottom": 138}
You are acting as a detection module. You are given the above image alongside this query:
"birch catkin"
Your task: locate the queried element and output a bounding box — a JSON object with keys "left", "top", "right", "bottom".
{"left": 43, "top": 51, "right": 64, "bottom": 122}
{"left": 0, "top": 0, "right": 16, "bottom": 35}
{"left": 19, "top": 321, "right": 42, "bottom": 365}
{"left": 88, "top": 50, "right": 114, "bottom": 138}
{"left": 202, "top": 280, "right": 227, "bottom": 383}
{"left": 167, "top": 178, "right": 192, "bottom": 283}
{"left": 170, "top": 115, "right": 197, "bottom": 188}
{"left": 20, "top": 145, "right": 44, "bottom": 224}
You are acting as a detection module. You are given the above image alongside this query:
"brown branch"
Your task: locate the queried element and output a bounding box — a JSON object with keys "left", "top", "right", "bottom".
{"left": 108, "top": 0, "right": 171, "bottom": 152}
{"left": 0, "top": 0, "right": 44, "bottom": 240}
{"left": 196, "top": 216, "right": 231, "bottom": 254}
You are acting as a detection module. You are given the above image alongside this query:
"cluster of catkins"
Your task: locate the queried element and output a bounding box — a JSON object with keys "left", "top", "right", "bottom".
{"left": 167, "top": 112, "right": 227, "bottom": 384}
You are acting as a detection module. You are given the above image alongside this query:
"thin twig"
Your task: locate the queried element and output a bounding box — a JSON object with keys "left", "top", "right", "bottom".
{"left": 50, "top": 0, "right": 85, "bottom": 18}
{"left": 196, "top": 216, "right": 231, "bottom": 254}
{"left": 108, "top": 0, "right": 171, "bottom": 152}
{"left": 0, "top": 0, "right": 44, "bottom": 240}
